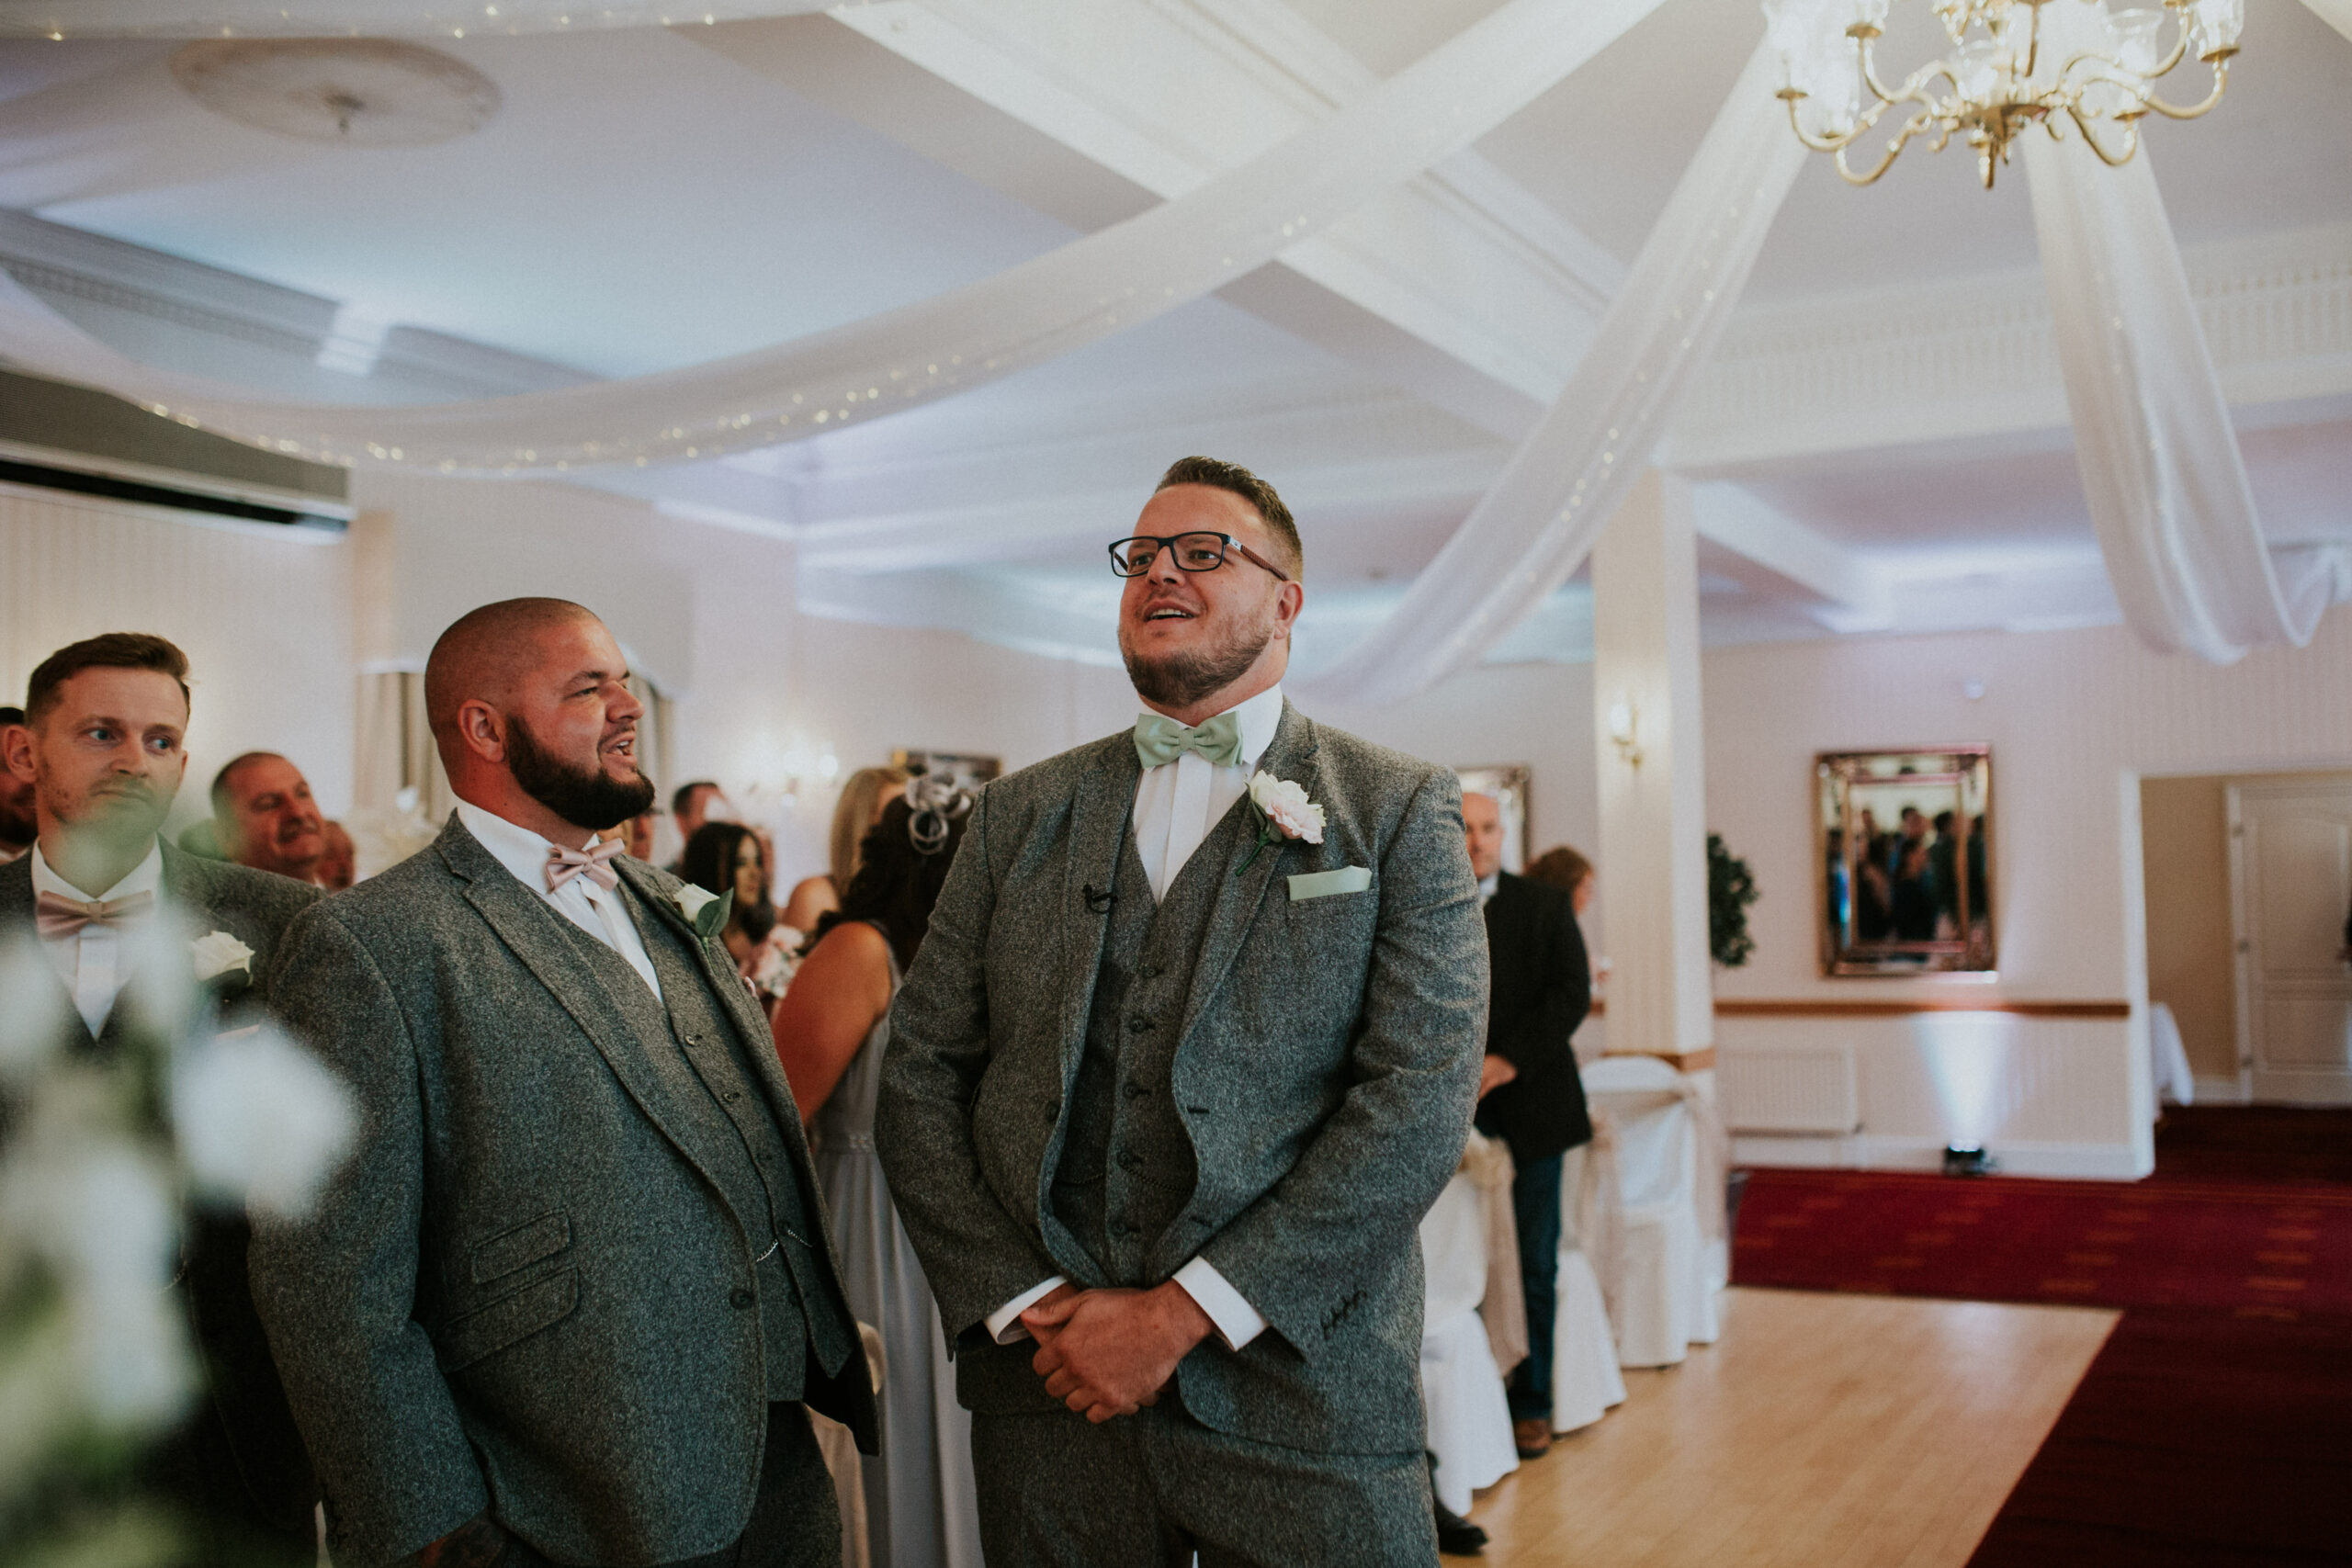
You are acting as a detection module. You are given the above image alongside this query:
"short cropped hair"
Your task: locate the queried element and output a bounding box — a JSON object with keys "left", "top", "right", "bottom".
{"left": 673, "top": 780, "right": 721, "bottom": 818}
{"left": 26, "top": 633, "right": 190, "bottom": 726}
{"left": 1156, "top": 456, "right": 1303, "bottom": 580}
{"left": 210, "top": 750, "right": 288, "bottom": 817}
{"left": 0, "top": 705, "right": 22, "bottom": 728}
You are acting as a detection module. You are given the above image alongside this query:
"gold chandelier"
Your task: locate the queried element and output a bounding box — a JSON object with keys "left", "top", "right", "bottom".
{"left": 1764, "top": 0, "right": 2242, "bottom": 187}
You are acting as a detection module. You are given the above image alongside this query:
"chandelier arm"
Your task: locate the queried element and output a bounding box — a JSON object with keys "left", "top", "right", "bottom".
{"left": 2020, "top": 0, "right": 2041, "bottom": 84}
{"left": 1782, "top": 92, "right": 1865, "bottom": 153}
{"left": 2064, "top": 104, "right": 2141, "bottom": 166}
{"left": 1836, "top": 107, "right": 1936, "bottom": 186}
{"left": 2142, "top": 59, "right": 2229, "bottom": 119}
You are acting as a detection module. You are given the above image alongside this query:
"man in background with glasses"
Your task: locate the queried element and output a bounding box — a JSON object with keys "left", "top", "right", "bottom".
{"left": 879, "top": 457, "right": 1487, "bottom": 1567}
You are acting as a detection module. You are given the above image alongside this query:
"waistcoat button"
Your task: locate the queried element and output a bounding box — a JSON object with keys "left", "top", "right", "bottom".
{"left": 1124, "top": 1081, "right": 1150, "bottom": 1100}
{"left": 730, "top": 1287, "right": 754, "bottom": 1310}
{"left": 1128, "top": 1014, "right": 1154, "bottom": 1032}
{"left": 1118, "top": 1150, "right": 1144, "bottom": 1172}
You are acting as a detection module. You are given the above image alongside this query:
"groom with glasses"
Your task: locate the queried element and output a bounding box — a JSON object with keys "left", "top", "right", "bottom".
{"left": 878, "top": 456, "right": 1487, "bottom": 1567}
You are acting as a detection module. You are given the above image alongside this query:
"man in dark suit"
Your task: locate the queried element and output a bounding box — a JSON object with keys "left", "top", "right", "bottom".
{"left": 252, "top": 598, "right": 874, "bottom": 1568}
{"left": 0, "top": 632, "right": 322, "bottom": 1566}
{"left": 1462, "top": 793, "right": 1592, "bottom": 1460}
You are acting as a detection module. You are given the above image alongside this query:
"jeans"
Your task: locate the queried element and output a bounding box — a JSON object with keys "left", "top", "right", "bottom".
{"left": 1505, "top": 1153, "right": 1564, "bottom": 1423}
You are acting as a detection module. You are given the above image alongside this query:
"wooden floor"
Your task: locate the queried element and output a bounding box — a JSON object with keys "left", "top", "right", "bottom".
{"left": 1464, "top": 1287, "right": 2119, "bottom": 1568}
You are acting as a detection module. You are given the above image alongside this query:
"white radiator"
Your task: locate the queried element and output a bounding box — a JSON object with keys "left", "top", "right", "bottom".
{"left": 1719, "top": 1048, "right": 1860, "bottom": 1135}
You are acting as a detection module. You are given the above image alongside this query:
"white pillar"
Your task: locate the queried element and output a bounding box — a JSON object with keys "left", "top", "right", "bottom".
{"left": 1591, "top": 469, "right": 1713, "bottom": 1064}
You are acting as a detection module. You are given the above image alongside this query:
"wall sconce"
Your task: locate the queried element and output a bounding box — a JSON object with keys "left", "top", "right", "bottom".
{"left": 1607, "top": 699, "right": 1644, "bottom": 769}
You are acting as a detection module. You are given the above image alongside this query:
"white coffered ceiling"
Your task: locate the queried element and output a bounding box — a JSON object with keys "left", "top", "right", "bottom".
{"left": 0, "top": 0, "right": 2347, "bottom": 671}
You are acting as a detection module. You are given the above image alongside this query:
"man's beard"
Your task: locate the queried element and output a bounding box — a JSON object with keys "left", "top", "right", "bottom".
{"left": 1121, "top": 604, "right": 1277, "bottom": 710}
{"left": 507, "top": 715, "right": 655, "bottom": 831}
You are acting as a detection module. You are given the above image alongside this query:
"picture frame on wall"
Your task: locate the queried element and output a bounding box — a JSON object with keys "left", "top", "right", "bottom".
{"left": 1454, "top": 764, "right": 1532, "bottom": 874}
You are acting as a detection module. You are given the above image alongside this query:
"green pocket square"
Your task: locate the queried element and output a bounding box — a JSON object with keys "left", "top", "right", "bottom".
{"left": 1287, "top": 865, "right": 1372, "bottom": 902}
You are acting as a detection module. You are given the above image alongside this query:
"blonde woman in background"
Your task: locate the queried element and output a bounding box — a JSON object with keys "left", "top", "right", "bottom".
{"left": 780, "top": 764, "right": 908, "bottom": 933}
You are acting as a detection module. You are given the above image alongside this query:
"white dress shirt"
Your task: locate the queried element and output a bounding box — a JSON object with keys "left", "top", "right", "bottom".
{"left": 1477, "top": 872, "right": 1498, "bottom": 908}
{"left": 31, "top": 840, "right": 164, "bottom": 1038}
{"left": 986, "top": 682, "right": 1286, "bottom": 1354}
{"left": 455, "top": 801, "right": 662, "bottom": 1000}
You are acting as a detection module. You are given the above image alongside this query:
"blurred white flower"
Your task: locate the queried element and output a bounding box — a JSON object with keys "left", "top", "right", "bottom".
{"left": 0, "top": 937, "right": 64, "bottom": 1083}
{"left": 0, "top": 1124, "right": 193, "bottom": 1430}
{"left": 172, "top": 1025, "right": 354, "bottom": 1218}
{"left": 187, "top": 931, "right": 254, "bottom": 986}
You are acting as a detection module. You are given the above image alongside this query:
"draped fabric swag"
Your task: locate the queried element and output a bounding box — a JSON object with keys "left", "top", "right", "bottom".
{"left": 2018, "top": 1, "right": 2352, "bottom": 662}
{"left": 0, "top": 2, "right": 2339, "bottom": 677}
{"left": 1295, "top": 39, "right": 1805, "bottom": 706}
{"left": 0, "top": 0, "right": 1667, "bottom": 474}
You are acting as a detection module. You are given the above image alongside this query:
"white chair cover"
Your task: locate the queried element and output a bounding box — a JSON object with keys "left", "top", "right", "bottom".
{"left": 2148, "top": 1001, "right": 2198, "bottom": 1109}
{"left": 1418, "top": 1170, "right": 1518, "bottom": 1515}
{"left": 1579, "top": 1055, "right": 1723, "bottom": 1368}
{"left": 1551, "top": 1144, "right": 1628, "bottom": 1434}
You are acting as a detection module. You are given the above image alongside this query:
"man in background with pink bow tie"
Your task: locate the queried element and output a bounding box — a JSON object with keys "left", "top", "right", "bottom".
{"left": 0, "top": 631, "right": 323, "bottom": 1567}
{"left": 253, "top": 597, "right": 874, "bottom": 1568}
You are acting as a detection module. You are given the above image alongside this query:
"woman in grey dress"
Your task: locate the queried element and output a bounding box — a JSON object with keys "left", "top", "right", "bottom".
{"left": 772, "top": 782, "right": 983, "bottom": 1568}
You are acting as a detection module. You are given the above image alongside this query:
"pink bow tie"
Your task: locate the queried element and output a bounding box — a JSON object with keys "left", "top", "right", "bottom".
{"left": 36, "top": 888, "right": 156, "bottom": 939}
{"left": 546, "top": 840, "right": 624, "bottom": 894}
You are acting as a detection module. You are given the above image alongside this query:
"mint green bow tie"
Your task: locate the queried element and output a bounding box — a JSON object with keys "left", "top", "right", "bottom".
{"left": 1134, "top": 710, "right": 1244, "bottom": 770}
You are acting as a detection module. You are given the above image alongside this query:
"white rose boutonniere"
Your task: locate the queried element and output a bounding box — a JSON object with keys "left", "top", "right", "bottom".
{"left": 674, "top": 885, "right": 733, "bottom": 943}
{"left": 190, "top": 931, "right": 255, "bottom": 987}
{"left": 1241, "top": 770, "right": 1326, "bottom": 874}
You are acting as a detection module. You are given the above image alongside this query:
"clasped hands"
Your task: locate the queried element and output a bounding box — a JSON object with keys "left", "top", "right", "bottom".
{"left": 1020, "top": 1280, "right": 1214, "bottom": 1424}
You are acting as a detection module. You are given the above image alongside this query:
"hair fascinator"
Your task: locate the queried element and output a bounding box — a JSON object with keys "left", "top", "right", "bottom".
{"left": 905, "top": 774, "right": 975, "bottom": 856}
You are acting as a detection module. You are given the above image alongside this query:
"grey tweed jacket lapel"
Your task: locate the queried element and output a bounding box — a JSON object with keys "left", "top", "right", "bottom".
{"left": 1178, "top": 701, "right": 1319, "bottom": 1044}
{"left": 610, "top": 856, "right": 804, "bottom": 1126}
{"left": 436, "top": 820, "right": 708, "bottom": 1165}
{"left": 1057, "top": 731, "right": 1143, "bottom": 1084}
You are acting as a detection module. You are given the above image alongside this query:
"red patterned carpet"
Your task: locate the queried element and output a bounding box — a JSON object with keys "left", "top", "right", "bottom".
{"left": 1728, "top": 1108, "right": 2352, "bottom": 1565}
{"left": 1730, "top": 1167, "right": 2352, "bottom": 1314}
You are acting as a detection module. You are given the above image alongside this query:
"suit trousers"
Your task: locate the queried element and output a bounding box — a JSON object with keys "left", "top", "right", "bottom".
{"left": 1505, "top": 1153, "right": 1565, "bottom": 1423}
{"left": 969, "top": 1399, "right": 1436, "bottom": 1568}
{"left": 499, "top": 1403, "right": 838, "bottom": 1568}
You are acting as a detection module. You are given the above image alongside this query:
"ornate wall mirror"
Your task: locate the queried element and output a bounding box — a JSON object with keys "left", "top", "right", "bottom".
{"left": 1817, "top": 747, "right": 1995, "bottom": 976}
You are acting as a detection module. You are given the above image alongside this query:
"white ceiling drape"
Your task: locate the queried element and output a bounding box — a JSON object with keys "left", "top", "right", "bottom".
{"left": 2020, "top": 2, "right": 2350, "bottom": 663}
{"left": 0, "top": 0, "right": 1668, "bottom": 475}
{"left": 1294, "top": 38, "right": 1805, "bottom": 707}
{"left": 0, "top": 2, "right": 839, "bottom": 39}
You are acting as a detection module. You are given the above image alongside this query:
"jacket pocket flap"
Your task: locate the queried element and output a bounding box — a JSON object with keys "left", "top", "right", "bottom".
{"left": 1287, "top": 866, "right": 1372, "bottom": 902}
{"left": 439, "top": 1269, "right": 578, "bottom": 1374}
{"left": 472, "top": 1211, "right": 570, "bottom": 1285}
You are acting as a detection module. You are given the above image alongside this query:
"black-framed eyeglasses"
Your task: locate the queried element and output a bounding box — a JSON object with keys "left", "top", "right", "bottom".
{"left": 1108, "top": 532, "right": 1291, "bottom": 581}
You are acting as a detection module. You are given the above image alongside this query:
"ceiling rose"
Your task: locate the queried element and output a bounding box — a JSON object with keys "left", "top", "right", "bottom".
{"left": 169, "top": 38, "right": 501, "bottom": 146}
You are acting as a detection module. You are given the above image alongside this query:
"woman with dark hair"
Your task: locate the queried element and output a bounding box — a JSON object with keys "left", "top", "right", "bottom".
{"left": 679, "top": 819, "right": 798, "bottom": 1001}
{"left": 770, "top": 781, "right": 980, "bottom": 1568}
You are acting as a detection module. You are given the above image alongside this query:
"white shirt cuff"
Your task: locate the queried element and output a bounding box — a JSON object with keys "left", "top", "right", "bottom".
{"left": 985, "top": 1276, "right": 1067, "bottom": 1345}
{"left": 1172, "top": 1258, "right": 1268, "bottom": 1350}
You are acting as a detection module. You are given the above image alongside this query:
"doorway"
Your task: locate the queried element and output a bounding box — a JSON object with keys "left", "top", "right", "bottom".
{"left": 2229, "top": 779, "right": 2352, "bottom": 1105}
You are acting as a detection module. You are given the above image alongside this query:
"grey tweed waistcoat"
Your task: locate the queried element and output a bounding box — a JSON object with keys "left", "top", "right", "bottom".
{"left": 553, "top": 889, "right": 854, "bottom": 1399}
{"left": 1051, "top": 806, "right": 1247, "bottom": 1285}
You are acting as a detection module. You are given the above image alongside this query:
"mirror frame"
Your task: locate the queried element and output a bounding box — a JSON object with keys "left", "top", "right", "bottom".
{"left": 1815, "top": 745, "right": 1996, "bottom": 977}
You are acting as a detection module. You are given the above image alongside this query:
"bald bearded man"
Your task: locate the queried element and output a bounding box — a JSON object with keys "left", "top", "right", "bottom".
{"left": 251, "top": 598, "right": 875, "bottom": 1568}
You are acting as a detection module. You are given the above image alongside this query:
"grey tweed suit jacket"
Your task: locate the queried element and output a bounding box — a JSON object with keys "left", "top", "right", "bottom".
{"left": 875, "top": 701, "right": 1487, "bottom": 1456}
{"left": 249, "top": 815, "right": 876, "bottom": 1568}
